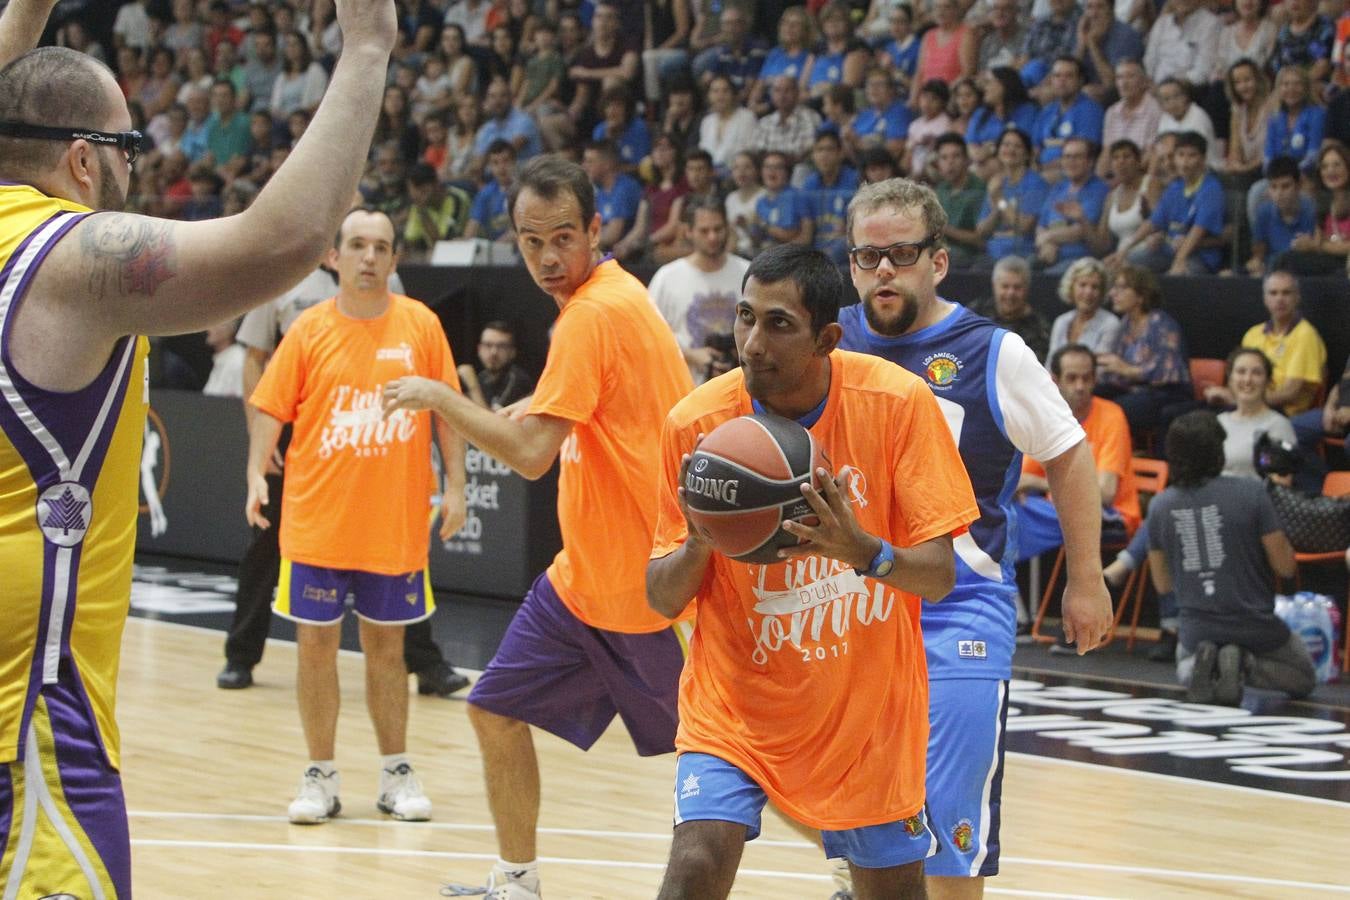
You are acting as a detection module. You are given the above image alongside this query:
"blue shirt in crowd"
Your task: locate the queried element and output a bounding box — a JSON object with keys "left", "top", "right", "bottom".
{"left": 978, "top": 168, "right": 1049, "bottom": 259}
{"left": 592, "top": 117, "right": 652, "bottom": 167}
{"left": 801, "top": 166, "right": 861, "bottom": 266}
{"left": 1038, "top": 174, "right": 1110, "bottom": 264}
{"left": 759, "top": 46, "right": 810, "bottom": 82}
{"left": 882, "top": 35, "right": 920, "bottom": 78}
{"left": 594, "top": 173, "right": 643, "bottom": 228}
{"left": 966, "top": 103, "right": 1037, "bottom": 148}
{"left": 853, "top": 101, "right": 912, "bottom": 145}
{"left": 474, "top": 108, "right": 542, "bottom": 161}
{"left": 470, "top": 180, "right": 512, "bottom": 240}
{"left": 754, "top": 186, "right": 808, "bottom": 243}
{"left": 1252, "top": 195, "right": 1318, "bottom": 261}
{"left": 1151, "top": 173, "right": 1226, "bottom": 272}
{"left": 1265, "top": 106, "right": 1327, "bottom": 172}
{"left": 1032, "top": 93, "right": 1103, "bottom": 165}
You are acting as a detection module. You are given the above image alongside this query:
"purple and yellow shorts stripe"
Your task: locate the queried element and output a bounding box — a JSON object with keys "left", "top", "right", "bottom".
{"left": 272, "top": 558, "right": 435, "bottom": 626}
{"left": 0, "top": 678, "right": 130, "bottom": 898}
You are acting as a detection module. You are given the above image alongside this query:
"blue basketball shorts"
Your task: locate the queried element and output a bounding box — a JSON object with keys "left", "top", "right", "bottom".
{"left": 272, "top": 558, "right": 435, "bottom": 625}
{"left": 672, "top": 752, "right": 936, "bottom": 869}
{"left": 924, "top": 679, "right": 1009, "bottom": 878}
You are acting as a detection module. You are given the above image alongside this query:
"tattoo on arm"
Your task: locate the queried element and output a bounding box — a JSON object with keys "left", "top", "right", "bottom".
{"left": 80, "top": 215, "right": 178, "bottom": 298}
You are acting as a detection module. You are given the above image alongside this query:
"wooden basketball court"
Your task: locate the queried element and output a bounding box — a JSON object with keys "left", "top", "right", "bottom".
{"left": 121, "top": 618, "right": 1349, "bottom": 898}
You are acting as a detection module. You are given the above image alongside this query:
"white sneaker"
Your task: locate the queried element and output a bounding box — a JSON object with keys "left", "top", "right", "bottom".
{"left": 485, "top": 869, "right": 541, "bottom": 900}
{"left": 288, "top": 767, "right": 341, "bottom": 824}
{"left": 377, "top": 761, "right": 432, "bottom": 821}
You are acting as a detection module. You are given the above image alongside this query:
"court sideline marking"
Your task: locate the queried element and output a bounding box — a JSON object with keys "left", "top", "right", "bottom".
{"left": 126, "top": 813, "right": 1350, "bottom": 893}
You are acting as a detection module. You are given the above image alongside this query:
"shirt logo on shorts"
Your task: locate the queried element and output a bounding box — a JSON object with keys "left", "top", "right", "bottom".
{"left": 679, "top": 773, "right": 701, "bottom": 800}
{"left": 957, "top": 640, "right": 987, "bottom": 659}
{"left": 902, "top": 815, "right": 925, "bottom": 838}
{"left": 302, "top": 584, "right": 339, "bottom": 603}
{"left": 37, "top": 482, "right": 91, "bottom": 547}
{"left": 952, "top": 819, "right": 974, "bottom": 852}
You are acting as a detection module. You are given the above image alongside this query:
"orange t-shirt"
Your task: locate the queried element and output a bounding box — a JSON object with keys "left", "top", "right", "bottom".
{"left": 651, "top": 351, "right": 979, "bottom": 830}
{"left": 529, "top": 259, "right": 694, "bottom": 633}
{"left": 1022, "top": 395, "right": 1140, "bottom": 534}
{"left": 250, "top": 294, "right": 456, "bottom": 574}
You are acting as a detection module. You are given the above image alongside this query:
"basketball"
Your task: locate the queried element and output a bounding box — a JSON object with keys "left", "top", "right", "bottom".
{"left": 683, "top": 413, "right": 829, "bottom": 564}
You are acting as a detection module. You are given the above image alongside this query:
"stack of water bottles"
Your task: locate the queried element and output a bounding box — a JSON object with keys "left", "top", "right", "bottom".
{"left": 1275, "top": 592, "right": 1343, "bottom": 684}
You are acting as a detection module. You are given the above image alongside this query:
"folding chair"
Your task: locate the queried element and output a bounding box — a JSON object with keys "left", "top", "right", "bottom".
{"left": 1030, "top": 458, "right": 1169, "bottom": 646}
{"left": 1188, "top": 358, "right": 1225, "bottom": 404}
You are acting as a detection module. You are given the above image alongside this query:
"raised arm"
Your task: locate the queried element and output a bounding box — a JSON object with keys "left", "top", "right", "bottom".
{"left": 26, "top": 0, "right": 397, "bottom": 389}
{"left": 0, "top": 0, "right": 58, "bottom": 70}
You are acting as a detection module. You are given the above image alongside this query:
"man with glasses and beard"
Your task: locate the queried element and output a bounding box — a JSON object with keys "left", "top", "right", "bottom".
{"left": 0, "top": 0, "right": 396, "bottom": 895}
{"left": 835, "top": 178, "right": 1112, "bottom": 899}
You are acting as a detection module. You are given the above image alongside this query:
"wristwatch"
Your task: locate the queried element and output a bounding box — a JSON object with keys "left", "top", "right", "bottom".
{"left": 856, "top": 539, "right": 895, "bottom": 579}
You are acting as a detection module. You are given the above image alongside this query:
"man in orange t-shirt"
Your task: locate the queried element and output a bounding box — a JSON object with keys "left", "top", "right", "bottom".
{"left": 1018, "top": 343, "right": 1141, "bottom": 563}
{"left": 247, "top": 209, "right": 467, "bottom": 827}
{"left": 382, "top": 156, "right": 693, "bottom": 900}
{"left": 646, "top": 245, "right": 979, "bottom": 899}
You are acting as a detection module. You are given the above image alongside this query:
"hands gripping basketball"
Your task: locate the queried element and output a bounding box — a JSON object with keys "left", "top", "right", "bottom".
{"left": 778, "top": 468, "right": 880, "bottom": 571}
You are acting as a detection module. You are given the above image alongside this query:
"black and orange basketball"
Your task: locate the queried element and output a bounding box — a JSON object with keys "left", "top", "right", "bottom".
{"left": 683, "top": 413, "right": 829, "bottom": 564}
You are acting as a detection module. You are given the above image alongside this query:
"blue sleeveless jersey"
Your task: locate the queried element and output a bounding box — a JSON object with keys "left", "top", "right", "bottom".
{"left": 838, "top": 302, "right": 1021, "bottom": 679}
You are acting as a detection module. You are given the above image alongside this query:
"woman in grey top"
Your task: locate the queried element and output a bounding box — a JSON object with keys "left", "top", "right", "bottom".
{"left": 1210, "top": 347, "right": 1297, "bottom": 479}
{"left": 1047, "top": 257, "right": 1121, "bottom": 365}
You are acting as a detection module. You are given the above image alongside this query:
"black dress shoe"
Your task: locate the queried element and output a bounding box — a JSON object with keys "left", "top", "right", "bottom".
{"left": 216, "top": 663, "right": 253, "bottom": 689}
{"left": 1148, "top": 630, "right": 1178, "bottom": 662}
{"left": 416, "top": 662, "right": 470, "bottom": 697}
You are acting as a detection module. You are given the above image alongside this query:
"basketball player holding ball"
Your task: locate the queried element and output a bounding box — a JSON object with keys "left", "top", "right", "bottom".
{"left": 646, "top": 244, "right": 979, "bottom": 900}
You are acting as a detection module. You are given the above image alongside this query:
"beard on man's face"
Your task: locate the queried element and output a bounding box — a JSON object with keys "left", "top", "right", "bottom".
{"left": 862, "top": 284, "right": 920, "bottom": 337}
{"left": 96, "top": 148, "right": 127, "bottom": 211}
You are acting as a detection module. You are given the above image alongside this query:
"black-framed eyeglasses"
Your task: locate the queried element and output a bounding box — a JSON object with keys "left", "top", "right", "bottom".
{"left": 849, "top": 235, "right": 939, "bottom": 270}
{"left": 0, "top": 122, "right": 143, "bottom": 165}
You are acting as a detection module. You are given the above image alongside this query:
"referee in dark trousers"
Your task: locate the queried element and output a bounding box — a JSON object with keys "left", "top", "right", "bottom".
{"left": 217, "top": 265, "right": 469, "bottom": 697}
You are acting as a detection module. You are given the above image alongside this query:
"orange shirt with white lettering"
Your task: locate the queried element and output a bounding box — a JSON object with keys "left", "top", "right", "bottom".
{"left": 1022, "top": 395, "right": 1140, "bottom": 534}
{"left": 651, "top": 351, "right": 979, "bottom": 829}
{"left": 529, "top": 259, "right": 694, "bottom": 632}
{"left": 250, "top": 294, "right": 456, "bottom": 574}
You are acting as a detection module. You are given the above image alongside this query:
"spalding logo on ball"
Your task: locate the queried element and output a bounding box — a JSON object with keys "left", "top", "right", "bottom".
{"left": 684, "top": 413, "right": 830, "bottom": 564}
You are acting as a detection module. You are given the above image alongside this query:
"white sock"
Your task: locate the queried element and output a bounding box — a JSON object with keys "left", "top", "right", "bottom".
{"left": 494, "top": 858, "right": 539, "bottom": 888}
{"left": 309, "top": 760, "right": 336, "bottom": 776}
{"left": 380, "top": 753, "right": 410, "bottom": 773}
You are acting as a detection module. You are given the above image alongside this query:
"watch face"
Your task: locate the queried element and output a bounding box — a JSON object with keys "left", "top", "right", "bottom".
{"left": 874, "top": 559, "right": 895, "bottom": 578}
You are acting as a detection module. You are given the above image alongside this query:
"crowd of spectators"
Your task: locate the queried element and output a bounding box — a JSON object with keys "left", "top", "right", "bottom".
{"left": 83, "top": 0, "right": 1350, "bottom": 280}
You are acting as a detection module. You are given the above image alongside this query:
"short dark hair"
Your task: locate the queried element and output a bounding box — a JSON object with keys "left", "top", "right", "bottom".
{"left": 1114, "top": 263, "right": 1162, "bottom": 312}
{"left": 1109, "top": 138, "right": 1142, "bottom": 158}
{"left": 742, "top": 244, "right": 844, "bottom": 335}
{"left": 685, "top": 148, "right": 714, "bottom": 168}
{"left": 934, "top": 132, "right": 967, "bottom": 155}
{"left": 1173, "top": 130, "right": 1208, "bottom": 156}
{"left": 333, "top": 205, "right": 400, "bottom": 252}
{"left": 407, "top": 162, "right": 438, "bottom": 186}
{"left": 919, "top": 79, "right": 950, "bottom": 104}
{"left": 1053, "top": 55, "right": 1084, "bottom": 79}
{"left": 1165, "top": 411, "right": 1226, "bottom": 489}
{"left": 583, "top": 139, "right": 619, "bottom": 162}
{"left": 0, "top": 48, "right": 116, "bottom": 179}
{"left": 481, "top": 320, "right": 517, "bottom": 341}
{"left": 508, "top": 154, "right": 596, "bottom": 231}
{"left": 1063, "top": 136, "right": 1098, "bottom": 159}
{"left": 824, "top": 82, "right": 856, "bottom": 115}
{"left": 813, "top": 129, "right": 842, "bottom": 149}
{"left": 682, "top": 193, "right": 727, "bottom": 226}
{"left": 1049, "top": 343, "right": 1096, "bottom": 377}
{"left": 1265, "top": 155, "right": 1300, "bottom": 182}
{"left": 487, "top": 138, "right": 517, "bottom": 159}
